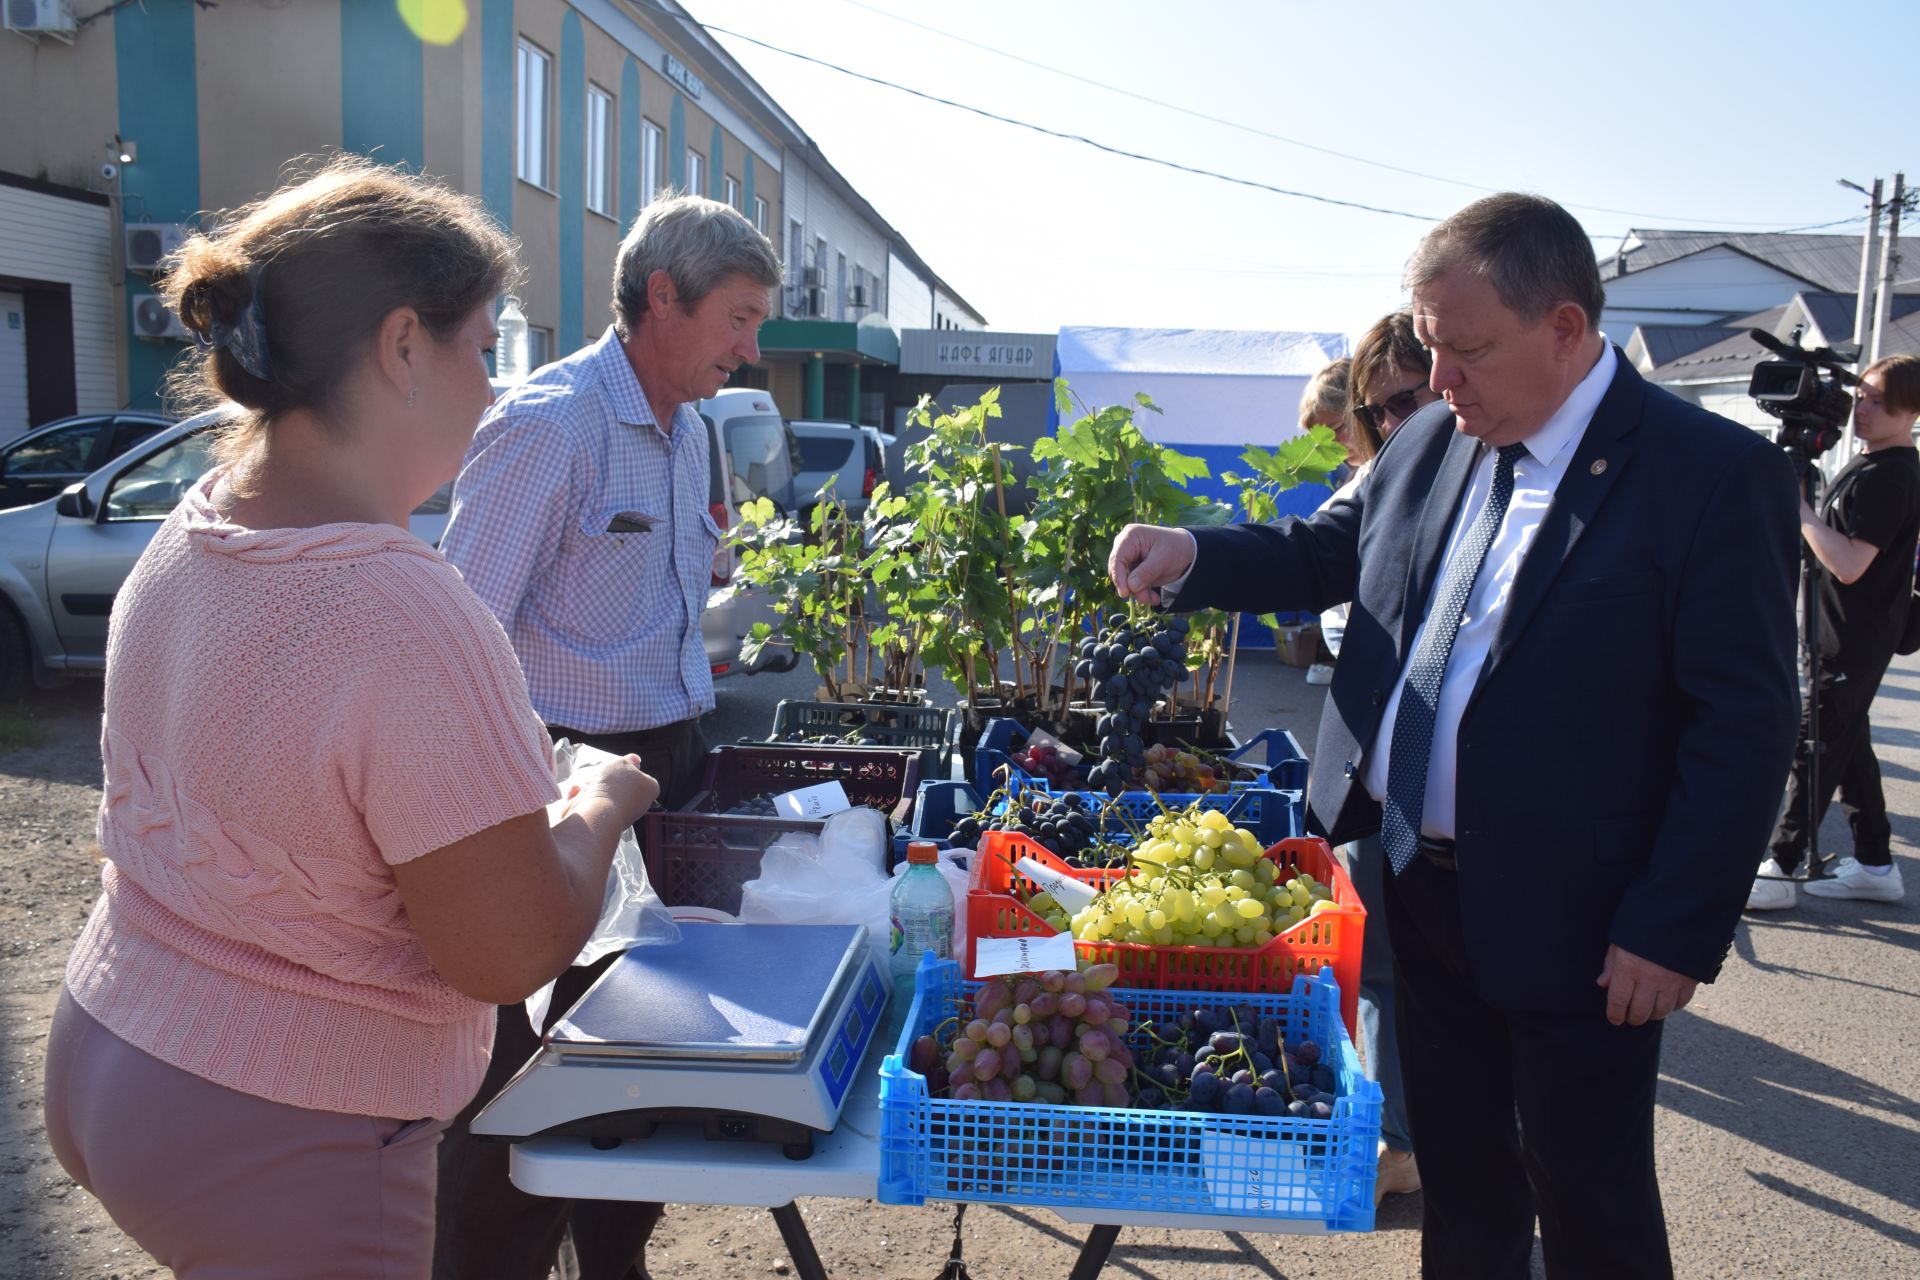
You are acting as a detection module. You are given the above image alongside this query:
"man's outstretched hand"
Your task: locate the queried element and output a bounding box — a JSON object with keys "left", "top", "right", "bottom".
{"left": 1597, "top": 944, "right": 1698, "bottom": 1026}
{"left": 1109, "top": 524, "right": 1196, "bottom": 605}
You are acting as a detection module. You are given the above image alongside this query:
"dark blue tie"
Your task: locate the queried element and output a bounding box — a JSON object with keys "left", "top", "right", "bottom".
{"left": 1381, "top": 442, "right": 1528, "bottom": 875}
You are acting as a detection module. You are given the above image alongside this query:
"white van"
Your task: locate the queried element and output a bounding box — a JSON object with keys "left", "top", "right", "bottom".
{"left": 697, "top": 388, "right": 800, "bottom": 678}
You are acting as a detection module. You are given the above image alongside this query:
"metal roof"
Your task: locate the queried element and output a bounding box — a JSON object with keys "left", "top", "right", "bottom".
{"left": 1645, "top": 293, "right": 1920, "bottom": 387}
{"left": 1601, "top": 229, "right": 1920, "bottom": 295}
{"left": 1635, "top": 325, "right": 1741, "bottom": 367}
{"left": 1643, "top": 305, "right": 1787, "bottom": 385}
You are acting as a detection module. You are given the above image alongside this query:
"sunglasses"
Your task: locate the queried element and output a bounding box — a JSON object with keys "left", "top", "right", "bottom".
{"left": 1356, "top": 386, "right": 1428, "bottom": 431}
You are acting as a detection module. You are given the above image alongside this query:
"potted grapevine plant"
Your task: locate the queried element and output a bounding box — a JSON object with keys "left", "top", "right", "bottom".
{"left": 721, "top": 490, "right": 872, "bottom": 701}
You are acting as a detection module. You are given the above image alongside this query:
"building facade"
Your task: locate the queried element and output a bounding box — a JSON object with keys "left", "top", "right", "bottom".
{"left": 0, "top": 0, "right": 977, "bottom": 432}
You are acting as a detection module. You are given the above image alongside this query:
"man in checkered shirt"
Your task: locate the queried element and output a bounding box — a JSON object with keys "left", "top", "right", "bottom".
{"left": 434, "top": 194, "right": 781, "bottom": 1280}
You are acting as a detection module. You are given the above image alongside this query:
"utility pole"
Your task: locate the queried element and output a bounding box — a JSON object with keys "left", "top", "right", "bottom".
{"left": 1867, "top": 172, "right": 1906, "bottom": 367}
{"left": 1847, "top": 178, "right": 1883, "bottom": 361}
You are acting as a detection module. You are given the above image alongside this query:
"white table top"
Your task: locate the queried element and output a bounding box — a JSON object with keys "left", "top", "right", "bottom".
{"left": 508, "top": 1031, "right": 1331, "bottom": 1236}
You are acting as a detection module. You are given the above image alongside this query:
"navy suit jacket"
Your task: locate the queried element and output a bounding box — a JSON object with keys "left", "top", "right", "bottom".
{"left": 1181, "top": 355, "right": 1801, "bottom": 1010}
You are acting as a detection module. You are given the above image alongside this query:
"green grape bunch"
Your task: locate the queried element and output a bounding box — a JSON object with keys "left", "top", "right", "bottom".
{"left": 1025, "top": 804, "right": 1336, "bottom": 948}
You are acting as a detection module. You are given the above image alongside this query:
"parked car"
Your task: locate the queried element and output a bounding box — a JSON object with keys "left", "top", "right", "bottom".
{"left": 696, "top": 387, "right": 801, "bottom": 677}
{"left": 0, "top": 410, "right": 453, "bottom": 699}
{"left": 789, "top": 419, "right": 889, "bottom": 523}
{"left": 0, "top": 411, "right": 174, "bottom": 509}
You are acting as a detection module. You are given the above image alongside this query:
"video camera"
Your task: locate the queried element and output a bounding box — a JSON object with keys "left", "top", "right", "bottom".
{"left": 1746, "top": 327, "right": 1861, "bottom": 460}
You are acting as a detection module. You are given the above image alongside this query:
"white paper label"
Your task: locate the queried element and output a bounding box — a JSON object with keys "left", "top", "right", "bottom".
{"left": 773, "top": 780, "right": 852, "bottom": 819}
{"left": 1023, "top": 727, "right": 1083, "bottom": 766}
{"left": 1199, "top": 1133, "right": 1325, "bottom": 1215}
{"left": 972, "top": 931, "right": 1078, "bottom": 977}
{"left": 1014, "top": 856, "right": 1100, "bottom": 913}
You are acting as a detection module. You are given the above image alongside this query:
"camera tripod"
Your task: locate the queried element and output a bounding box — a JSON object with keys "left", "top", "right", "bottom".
{"left": 1759, "top": 458, "right": 1839, "bottom": 886}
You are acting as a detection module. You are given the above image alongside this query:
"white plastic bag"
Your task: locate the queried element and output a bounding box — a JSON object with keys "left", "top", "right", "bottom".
{"left": 525, "top": 740, "right": 681, "bottom": 1029}
{"left": 738, "top": 809, "right": 895, "bottom": 971}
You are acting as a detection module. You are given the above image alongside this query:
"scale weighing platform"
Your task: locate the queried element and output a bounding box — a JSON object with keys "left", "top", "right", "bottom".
{"left": 471, "top": 922, "right": 888, "bottom": 1160}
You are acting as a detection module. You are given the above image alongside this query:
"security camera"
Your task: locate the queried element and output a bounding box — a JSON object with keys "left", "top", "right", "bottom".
{"left": 99, "top": 162, "right": 119, "bottom": 183}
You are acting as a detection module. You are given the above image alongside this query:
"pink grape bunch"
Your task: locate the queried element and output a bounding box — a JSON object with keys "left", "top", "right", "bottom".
{"left": 906, "top": 964, "right": 1136, "bottom": 1108}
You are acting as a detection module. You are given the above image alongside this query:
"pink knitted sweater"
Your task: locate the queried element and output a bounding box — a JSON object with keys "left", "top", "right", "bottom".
{"left": 64, "top": 473, "right": 560, "bottom": 1121}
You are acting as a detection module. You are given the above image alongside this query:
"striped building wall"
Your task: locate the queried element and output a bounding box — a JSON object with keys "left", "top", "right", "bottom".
{"left": 2, "top": 0, "right": 786, "bottom": 409}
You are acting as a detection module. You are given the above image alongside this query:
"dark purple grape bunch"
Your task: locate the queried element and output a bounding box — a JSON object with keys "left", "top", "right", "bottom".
{"left": 949, "top": 792, "right": 1112, "bottom": 866}
{"left": 1075, "top": 615, "right": 1191, "bottom": 794}
{"left": 1133, "top": 1001, "right": 1338, "bottom": 1118}
{"left": 720, "top": 793, "right": 780, "bottom": 816}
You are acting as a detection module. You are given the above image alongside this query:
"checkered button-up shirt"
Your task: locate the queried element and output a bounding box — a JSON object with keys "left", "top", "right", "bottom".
{"left": 441, "top": 328, "right": 718, "bottom": 734}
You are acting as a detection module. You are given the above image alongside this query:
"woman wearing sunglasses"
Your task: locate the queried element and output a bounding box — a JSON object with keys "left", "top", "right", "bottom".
{"left": 1319, "top": 309, "right": 1439, "bottom": 1207}
{"left": 1351, "top": 310, "right": 1441, "bottom": 444}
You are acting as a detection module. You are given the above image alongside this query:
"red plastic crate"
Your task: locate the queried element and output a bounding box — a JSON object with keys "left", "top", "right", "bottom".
{"left": 964, "top": 834, "right": 1364, "bottom": 1035}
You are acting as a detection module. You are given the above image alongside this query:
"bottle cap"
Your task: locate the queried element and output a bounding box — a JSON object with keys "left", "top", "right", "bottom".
{"left": 906, "top": 840, "right": 939, "bottom": 865}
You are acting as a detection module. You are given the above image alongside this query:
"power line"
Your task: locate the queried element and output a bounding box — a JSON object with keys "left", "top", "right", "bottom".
{"left": 669, "top": 1, "right": 1867, "bottom": 243}
{"left": 694, "top": 18, "right": 1444, "bottom": 224}
{"left": 822, "top": 0, "right": 1859, "bottom": 231}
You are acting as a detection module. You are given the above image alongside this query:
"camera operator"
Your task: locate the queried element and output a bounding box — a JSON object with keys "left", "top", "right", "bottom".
{"left": 1750, "top": 354, "right": 1920, "bottom": 910}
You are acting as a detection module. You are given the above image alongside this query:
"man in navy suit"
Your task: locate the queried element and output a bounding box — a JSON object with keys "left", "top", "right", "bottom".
{"left": 1109, "top": 193, "right": 1800, "bottom": 1279}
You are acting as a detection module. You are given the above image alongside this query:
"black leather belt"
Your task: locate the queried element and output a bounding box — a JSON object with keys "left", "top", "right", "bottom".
{"left": 1418, "top": 835, "right": 1458, "bottom": 871}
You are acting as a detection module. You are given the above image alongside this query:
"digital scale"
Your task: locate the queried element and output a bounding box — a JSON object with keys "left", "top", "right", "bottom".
{"left": 470, "top": 923, "right": 889, "bottom": 1160}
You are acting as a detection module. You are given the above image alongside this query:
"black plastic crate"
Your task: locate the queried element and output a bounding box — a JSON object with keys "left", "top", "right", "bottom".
{"left": 640, "top": 743, "right": 925, "bottom": 915}
{"left": 765, "top": 699, "right": 955, "bottom": 778}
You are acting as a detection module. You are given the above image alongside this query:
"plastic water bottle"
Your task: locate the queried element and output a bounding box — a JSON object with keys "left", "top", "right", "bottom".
{"left": 888, "top": 841, "right": 953, "bottom": 1043}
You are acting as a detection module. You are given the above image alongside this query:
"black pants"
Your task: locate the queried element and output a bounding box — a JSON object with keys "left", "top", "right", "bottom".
{"left": 1385, "top": 857, "right": 1671, "bottom": 1280}
{"left": 432, "top": 717, "right": 707, "bottom": 1280}
{"left": 1769, "top": 657, "right": 1894, "bottom": 873}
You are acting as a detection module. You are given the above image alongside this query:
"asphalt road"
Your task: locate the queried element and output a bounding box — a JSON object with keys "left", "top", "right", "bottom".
{"left": 702, "top": 645, "right": 1920, "bottom": 1277}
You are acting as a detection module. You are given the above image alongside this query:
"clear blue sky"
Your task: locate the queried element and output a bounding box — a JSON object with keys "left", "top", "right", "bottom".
{"left": 688, "top": 0, "right": 1918, "bottom": 342}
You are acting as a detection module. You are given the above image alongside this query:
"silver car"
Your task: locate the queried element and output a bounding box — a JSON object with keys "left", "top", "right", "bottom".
{"left": 0, "top": 410, "right": 451, "bottom": 698}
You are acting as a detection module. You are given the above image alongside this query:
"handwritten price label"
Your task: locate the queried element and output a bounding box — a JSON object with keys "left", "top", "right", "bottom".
{"left": 1199, "top": 1133, "right": 1324, "bottom": 1216}
{"left": 973, "top": 932, "right": 1076, "bottom": 976}
{"left": 772, "top": 781, "right": 852, "bottom": 819}
{"left": 1013, "top": 857, "right": 1099, "bottom": 913}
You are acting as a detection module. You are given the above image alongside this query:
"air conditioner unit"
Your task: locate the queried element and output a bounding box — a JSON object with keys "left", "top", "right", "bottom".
{"left": 847, "top": 284, "right": 867, "bottom": 309}
{"left": 125, "top": 222, "right": 188, "bottom": 273}
{"left": 801, "top": 265, "right": 825, "bottom": 288}
{"left": 3, "top": 0, "right": 75, "bottom": 41}
{"left": 132, "top": 294, "right": 190, "bottom": 341}
{"left": 803, "top": 287, "right": 826, "bottom": 317}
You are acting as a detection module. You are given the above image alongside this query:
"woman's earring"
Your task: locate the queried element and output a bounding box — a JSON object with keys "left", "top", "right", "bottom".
{"left": 406, "top": 387, "right": 417, "bottom": 410}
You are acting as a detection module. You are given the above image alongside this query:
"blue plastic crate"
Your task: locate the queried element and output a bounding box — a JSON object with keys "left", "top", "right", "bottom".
{"left": 877, "top": 961, "right": 1381, "bottom": 1230}
{"left": 974, "top": 717, "right": 1303, "bottom": 796}
{"left": 908, "top": 778, "right": 1305, "bottom": 852}
{"left": 1225, "top": 728, "right": 1311, "bottom": 792}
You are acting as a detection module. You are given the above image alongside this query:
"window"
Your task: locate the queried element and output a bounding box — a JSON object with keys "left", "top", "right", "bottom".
{"left": 755, "top": 196, "right": 769, "bottom": 236}
{"left": 724, "top": 415, "right": 795, "bottom": 506}
{"left": 685, "top": 149, "right": 704, "bottom": 201}
{"left": 109, "top": 418, "right": 166, "bottom": 456}
{"left": 724, "top": 175, "right": 739, "bottom": 209}
{"left": 586, "top": 85, "right": 614, "bottom": 216}
{"left": 796, "top": 434, "right": 857, "bottom": 473}
{"left": 6, "top": 421, "right": 104, "bottom": 475}
{"left": 788, "top": 219, "right": 804, "bottom": 288}
{"left": 104, "top": 430, "right": 217, "bottom": 521}
{"left": 641, "top": 120, "right": 663, "bottom": 204}
{"left": 836, "top": 252, "right": 846, "bottom": 321}
{"left": 516, "top": 40, "right": 552, "bottom": 188}
{"left": 528, "top": 326, "right": 553, "bottom": 371}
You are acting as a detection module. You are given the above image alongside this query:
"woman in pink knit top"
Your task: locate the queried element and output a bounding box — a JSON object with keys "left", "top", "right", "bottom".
{"left": 42, "top": 158, "right": 660, "bottom": 1279}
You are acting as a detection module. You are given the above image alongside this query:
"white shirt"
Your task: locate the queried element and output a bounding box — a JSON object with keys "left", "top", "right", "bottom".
{"left": 1360, "top": 341, "right": 1617, "bottom": 837}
